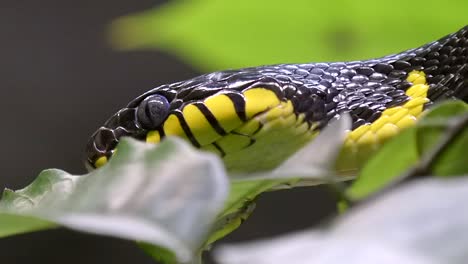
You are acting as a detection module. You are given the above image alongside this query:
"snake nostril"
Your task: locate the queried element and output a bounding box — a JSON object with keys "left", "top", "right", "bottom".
{"left": 136, "top": 94, "right": 170, "bottom": 129}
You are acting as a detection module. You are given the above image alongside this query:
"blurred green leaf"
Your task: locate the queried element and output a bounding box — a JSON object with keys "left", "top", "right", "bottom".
{"left": 416, "top": 101, "right": 468, "bottom": 176}
{"left": 139, "top": 243, "right": 178, "bottom": 264}
{"left": 110, "top": 0, "right": 467, "bottom": 70}
{"left": 0, "top": 212, "right": 55, "bottom": 237}
{"left": 207, "top": 115, "right": 352, "bottom": 245}
{"left": 0, "top": 116, "right": 352, "bottom": 263}
{"left": 419, "top": 101, "right": 468, "bottom": 119}
{"left": 0, "top": 138, "right": 229, "bottom": 264}
{"left": 430, "top": 128, "right": 468, "bottom": 176}
{"left": 206, "top": 179, "right": 278, "bottom": 246}
{"left": 347, "top": 128, "right": 419, "bottom": 200}
{"left": 215, "top": 176, "right": 468, "bottom": 264}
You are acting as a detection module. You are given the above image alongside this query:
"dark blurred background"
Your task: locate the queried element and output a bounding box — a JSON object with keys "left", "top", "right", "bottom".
{"left": 0, "top": 1, "right": 336, "bottom": 263}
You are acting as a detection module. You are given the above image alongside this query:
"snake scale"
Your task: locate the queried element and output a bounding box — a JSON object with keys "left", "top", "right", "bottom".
{"left": 86, "top": 26, "right": 468, "bottom": 173}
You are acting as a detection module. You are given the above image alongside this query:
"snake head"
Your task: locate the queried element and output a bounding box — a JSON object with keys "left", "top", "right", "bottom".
{"left": 84, "top": 66, "right": 317, "bottom": 172}
{"left": 85, "top": 89, "right": 177, "bottom": 170}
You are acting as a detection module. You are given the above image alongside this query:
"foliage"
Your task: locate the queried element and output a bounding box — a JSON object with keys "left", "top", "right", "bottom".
{"left": 0, "top": 100, "right": 467, "bottom": 263}
{"left": 2, "top": 1, "right": 468, "bottom": 263}
{"left": 347, "top": 101, "right": 468, "bottom": 200}
{"left": 215, "top": 177, "right": 468, "bottom": 264}
{"left": 0, "top": 116, "right": 351, "bottom": 263}
{"left": 109, "top": 0, "right": 467, "bottom": 70}
{"left": 0, "top": 138, "right": 229, "bottom": 263}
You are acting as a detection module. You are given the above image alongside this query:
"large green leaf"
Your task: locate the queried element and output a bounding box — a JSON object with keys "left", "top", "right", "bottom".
{"left": 0, "top": 138, "right": 229, "bottom": 264}
{"left": 110, "top": 0, "right": 467, "bottom": 70}
{"left": 206, "top": 115, "right": 352, "bottom": 245}
{"left": 0, "top": 213, "right": 55, "bottom": 237}
{"left": 0, "top": 116, "right": 351, "bottom": 263}
{"left": 346, "top": 127, "right": 419, "bottom": 200}
{"left": 416, "top": 101, "right": 468, "bottom": 176}
{"left": 215, "top": 176, "right": 468, "bottom": 264}
{"left": 230, "top": 114, "right": 352, "bottom": 182}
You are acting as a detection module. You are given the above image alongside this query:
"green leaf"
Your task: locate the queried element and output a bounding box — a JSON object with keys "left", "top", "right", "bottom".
{"left": 0, "top": 114, "right": 351, "bottom": 264}
{"left": 0, "top": 212, "right": 55, "bottom": 237}
{"left": 347, "top": 101, "right": 468, "bottom": 200}
{"left": 206, "top": 115, "right": 352, "bottom": 245}
{"left": 231, "top": 115, "right": 352, "bottom": 182}
{"left": 416, "top": 101, "right": 468, "bottom": 176}
{"left": 0, "top": 116, "right": 350, "bottom": 263}
{"left": 420, "top": 101, "right": 468, "bottom": 119}
{"left": 0, "top": 138, "right": 229, "bottom": 264}
{"left": 347, "top": 128, "right": 419, "bottom": 200}
{"left": 431, "top": 128, "right": 468, "bottom": 176}
{"left": 215, "top": 176, "right": 468, "bottom": 264}
{"left": 139, "top": 243, "right": 178, "bottom": 264}
{"left": 206, "top": 179, "right": 278, "bottom": 246}
{"left": 109, "top": 0, "right": 467, "bottom": 70}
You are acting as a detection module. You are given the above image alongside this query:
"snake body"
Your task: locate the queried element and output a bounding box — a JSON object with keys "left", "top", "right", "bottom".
{"left": 86, "top": 26, "right": 468, "bottom": 172}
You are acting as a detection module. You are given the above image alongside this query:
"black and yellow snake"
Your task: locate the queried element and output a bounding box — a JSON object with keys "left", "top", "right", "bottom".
{"left": 86, "top": 26, "right": 468, "bottom": 173}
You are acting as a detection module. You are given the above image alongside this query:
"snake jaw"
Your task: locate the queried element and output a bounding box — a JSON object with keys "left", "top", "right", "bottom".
{"left": 85, "top": 84, "right": 289, "bottom": 169}
{"left": 85, "top": 108, "right": 147, "bottom": 170}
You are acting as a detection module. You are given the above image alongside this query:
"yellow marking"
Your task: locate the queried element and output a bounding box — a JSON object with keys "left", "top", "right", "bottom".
{"left": 356, "top": 130, "right": 377, "bottom": 146}
{"left": 293, "top": 113, "right": 314, "bottom": 135}
{"left": 406, "top": 70, "right": 426, "bottom": 84}
{"left": 163, "top": 114, "right": 187, "bottom": 138}
{"left": 370, "top": 115, "right": 390, "bottom": 132}
{"left": 222, "top": 106, "right": 315, "bottom": 172}
{"left": 200, "top": 144, "right": 222, "bottom": 155}
{"left": 182, "top": 104, "right": 221, "bottom": 146}
{"left": 404, "top": 96, "right": 429, "bottom": 108}
{"left": 282, "top": 113, "right": 297, "bottom": 127}
{"left": 395, "top": 115, "right": 417, "bottom": 128}
{"left": 264, "top": 101, "right": 294, "bottom": 122}
{"left": 296, "top": 113, "right": 306, "bottom": 124}
{"left": 381, "top": 106, "right": 401, "bottom": 116}
{"left": 376, "top": 123, "right": 399, "bottom": 141}
{"left": 256, "top": 100, "right": 307, "bottom": 137}
{"left": 387, "top": 108, "right": 409, "bottom": 124}
{"left": 94, "top": 156, "right": 108, "bottom": 168}
{"left": 293, "top": 121, "right": 310, "bottom": 135}
{"left": 146, "top": 130, "right": 161, "bottom": 143}
{"left": 234, "top": 118, "right": 261, "bottom": 135}
{"left": 210, "top": 98, "right": 318, "bottom": 172}
{"left": 406, "top": 84, "right": 429, "bottom": 97}
{"left": 413, "top": 76, "right": 427, "bottom": 85}
{"left": 399, "top": 83, "right": 429, "bottom": 119}
{"left": 347, "top": 124, "right": 368, "bottom": 141}
{"left": 216, "top": 133, "right": 252, "bottom": 153}
{"left": 408, "top": 105, "right": 426, "bottom": 116}
{"left": 338, "top": 70, "right": 431, "bottom": 173}
{"left": 204, "top": 94, "right": 243, "bottom": 131}
{"left": 243, "top": 88, "right": 280, "bottom": 119}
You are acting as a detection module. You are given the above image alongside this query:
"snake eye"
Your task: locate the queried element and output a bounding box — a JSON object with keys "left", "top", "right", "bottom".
{"left": 136, "top": 94, "right": 170, "bottom": 129}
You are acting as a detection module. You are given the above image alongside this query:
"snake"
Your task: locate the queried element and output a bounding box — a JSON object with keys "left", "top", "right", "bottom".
{"left": 85, "top": 26, "right": 468, "bottom": 174}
